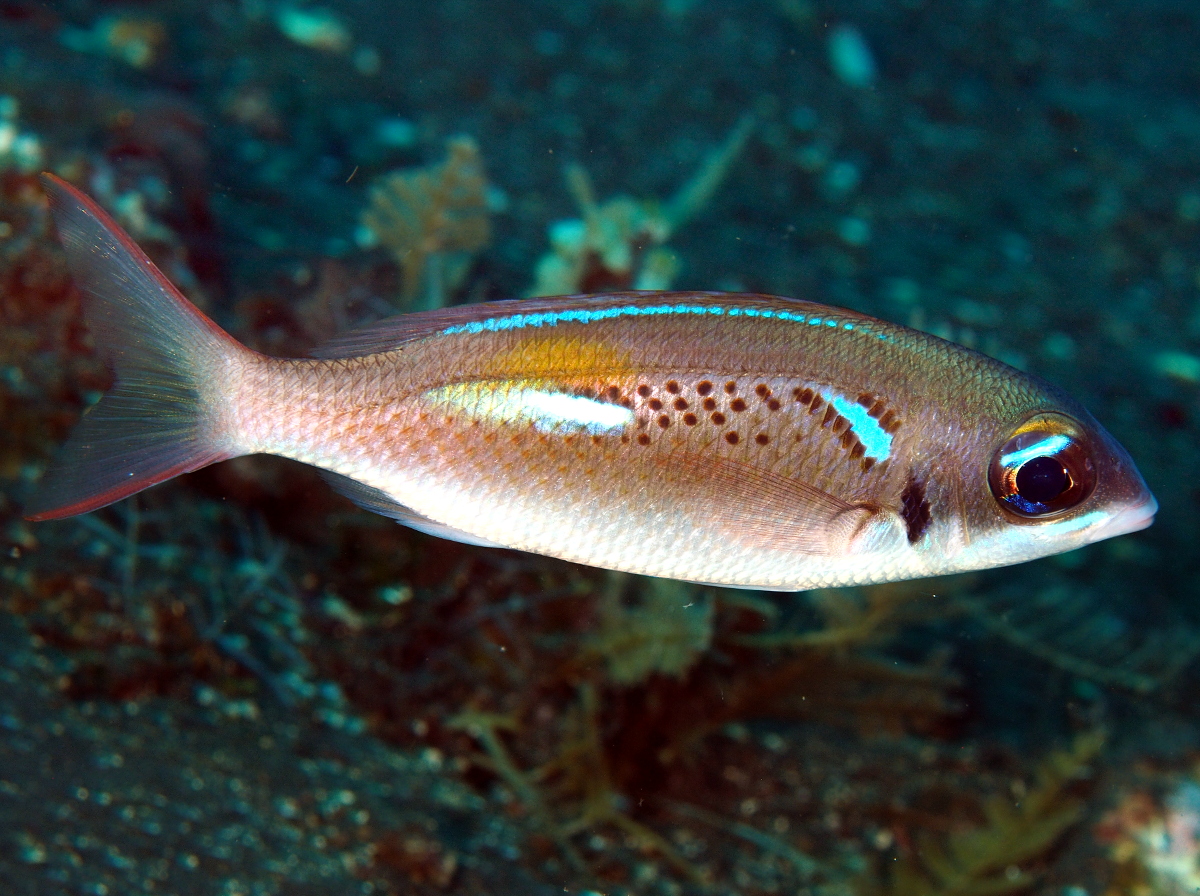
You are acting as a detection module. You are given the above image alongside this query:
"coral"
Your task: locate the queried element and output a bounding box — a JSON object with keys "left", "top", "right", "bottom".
{"left": 863, "top": 730, "right": 1105, "bottom": 896}
{"left": 0, "top": 97, "right": 44, "bottom": 174}
{"left": 314, "top": 546, "right": 971, "bottom": 891}
{"left": 1097, "top": 777, "right": 1200, "bottom": 896}
{"left": 729, "top": 580, "right": 957, "bottom": 653}
{"left": 60, "top": 15, "right": 167, "bottom": 69}
{"left": 8, "top": 497, "right": 319, "bottom": 708}
{"left": 358, "top": 136, "right": 492, "bottom": 310}
{"left": 529, "top": 115, "right": 754, "bottom": 296}
{"left": 585, "top": 572, "right": 713, "bottom": 685}
{"left": 275, "top": 6, "right": 353, "bottom": 54}
{"left": 370, "top": 824, "right": 459, "bottom": 890}
{"left": 0, "top": 173, "right": 88, "bottom": 482}
{"left": 449, "top": 685, "right": 707, "bottom": 885}
{"left": 957, "top": 583, "right": 1200, "bottom": 694}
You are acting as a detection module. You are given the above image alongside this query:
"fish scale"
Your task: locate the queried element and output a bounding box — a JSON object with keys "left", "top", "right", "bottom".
{"left": 27, "top": 175, "right": 1157, "bottom": 590}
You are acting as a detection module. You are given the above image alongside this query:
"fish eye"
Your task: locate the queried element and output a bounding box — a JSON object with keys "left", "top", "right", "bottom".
{"left": 988, "top": 413, "right": 1096, "bottom": 519}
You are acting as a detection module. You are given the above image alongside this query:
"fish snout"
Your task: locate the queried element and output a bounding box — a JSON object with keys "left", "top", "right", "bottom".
{"left": 1098, "top": 491, "right": 1158, "bottom": 539}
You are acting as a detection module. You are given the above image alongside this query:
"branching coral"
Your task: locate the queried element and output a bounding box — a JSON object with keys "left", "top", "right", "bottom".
{"left": 729, "top": 580, "right": 958, "bottom": 653}
{"left": 956, "top": 583, "right": 1200, "bottom": 694}
{"left": 319, "top": 550, "right": 974, "bottom": 890}
{"left": 358, "top": 136, "right": 492, "bottom": 310}
{"left": 529, "top": 114, "right": 754, "bottom": 296}
{"left": 1097, "top": 774, "right": 1200, "bottom": 896}
{"left": 863, "top": 730, "right": 1105, "bottom": 896}
{"left": 585, "top": 572, "right": 713, "bottom": 685}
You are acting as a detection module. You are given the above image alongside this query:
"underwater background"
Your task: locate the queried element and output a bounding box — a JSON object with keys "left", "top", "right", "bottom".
{"left": 0, "top": 1, "right": 1197, "bottom": 893}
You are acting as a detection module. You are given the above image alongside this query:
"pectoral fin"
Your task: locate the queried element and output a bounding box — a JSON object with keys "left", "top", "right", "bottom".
{"left": 669, "top": 454, "right": 890, "bottom": 557}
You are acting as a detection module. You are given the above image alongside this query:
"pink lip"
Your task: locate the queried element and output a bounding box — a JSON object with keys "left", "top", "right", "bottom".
{"left": 1101, "top": 494, "right": 1158, "bottom": 538}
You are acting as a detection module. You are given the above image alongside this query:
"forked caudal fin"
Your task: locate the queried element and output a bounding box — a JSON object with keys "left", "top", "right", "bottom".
{"left": 25, "top": 174, "right": 252, "bottom": 521}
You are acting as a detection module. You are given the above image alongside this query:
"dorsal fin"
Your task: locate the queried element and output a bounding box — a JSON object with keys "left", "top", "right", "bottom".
{"left": 308, "top": 291, "right": 699, "bottom": 358}
{"left": 306, "top": 290, "right": 850, "bottom": 358}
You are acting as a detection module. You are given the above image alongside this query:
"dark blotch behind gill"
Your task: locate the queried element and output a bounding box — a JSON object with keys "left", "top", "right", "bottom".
{"left": 899, "top": 475, "right": 932, "bottom": 544}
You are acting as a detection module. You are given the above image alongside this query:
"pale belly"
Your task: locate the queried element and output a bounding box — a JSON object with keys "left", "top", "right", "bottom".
{"left": 323, "top": 371, "right": 932, "bottom": 590}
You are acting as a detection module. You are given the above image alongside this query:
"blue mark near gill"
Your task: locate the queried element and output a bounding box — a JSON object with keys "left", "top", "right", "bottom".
{"left": 820, "top": 389, "right": 893, "bottom": 461}
{"left": 439, "top": 302, "right": 883, "bottom": 340}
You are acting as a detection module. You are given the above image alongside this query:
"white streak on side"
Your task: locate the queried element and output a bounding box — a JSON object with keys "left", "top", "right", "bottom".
{"left": 820, "top": 389, "right": 892, "bottom": 460}
{"left": 514, "top": 389, "right": 633, "bottom": 433}
{"left": 430, "top": 383, "right": 633, "bottom": 434}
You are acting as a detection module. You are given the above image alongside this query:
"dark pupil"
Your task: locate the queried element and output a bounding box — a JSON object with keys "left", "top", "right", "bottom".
{"left": 1015, "top": 455, "right": 1069, "bottom": 504}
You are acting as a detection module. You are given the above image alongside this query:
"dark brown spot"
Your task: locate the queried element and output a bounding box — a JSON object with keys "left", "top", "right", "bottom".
{"left": 849, "top": 441, "right": 866, "bottom": 459}
{"left": 725, "top": 432, "right": 740, "bottom": 444}
{"left": 702, "top": 397, "right": 716, "bottom": 411}
{"left": 725, "top": 381, "right": 737, "bottom": 394}
{"left": 839, "top": 428, "right": 855, "bottom": 447}
{"left": 607, "top": 385, "right": 620, "bottom": 401}
{"left": 821, "top": 405, "right": 837, "bottom": 427}
{"left": 857, "top": 392, "right": 875, "bottom": 408}
{"left": 831, "top": 414, "right": 848, "bottom": 434}
{"left": 797, "top": 387, "right": 815, "bottom": 405}
{"left": 620, "top": 434, "right": 630, "bottom": 443}
{"left": 869, "top": 399, "right": 887, "bottom": 418}
{"left": 755, "top": 433, "right": 769, "bottom": 445}
{"left": 637, "top": 433, "right": 651, "bottom": 446}
{"left": 666, "top": 380, "right": 681, "bottom": 394}
{"left": 637, "top": 384, "right": 651, "bottom": 397}
{"left": 673, "top": 397, "right": 688, "bottom": 411}
{"left": 808, "top": 394, "right": 825, "bottom": 414}
{"left": 767, "top": 398, "right": 782, "bottom": 411}
{"left": 648, "top": 398, "right": 663, "bottom": 411}
{"left": 620, "top": 397, "right": 633, "bottom": 408}
{"left": 878, "top": 409, "right": 898, "bottom": 432}
{"left": 730, "top": 398, "right": 747, "bottom": 413}
{"left": 579, "top": 387, "right": 595, "bottom": 399}
{"left": 592, "top": 435, "right": 603, "bottom": 444}
{"left": 900, "top": 475, "right": 932, "bottom": 544}
{"left": 711, "top": 412, "right": 726, "bottom": 425}
{"left": 697, "top": 381, "right": 713, "bottom": 396}
{"left": 657, "top": 415, "right": 670, "bottom": 429}
{"left": 755, "top": 384, "right": 771, "bottom": 398}
{"left": 683, "top": 413, "right": 698, "bottom": 426}
{"left": 861, "top": 457, "right": 876, "bottom": 472}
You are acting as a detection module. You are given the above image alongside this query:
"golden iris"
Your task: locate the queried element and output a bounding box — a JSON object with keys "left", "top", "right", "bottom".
{"left": 988, "top": 413, "right": 1096, "bottom": 519}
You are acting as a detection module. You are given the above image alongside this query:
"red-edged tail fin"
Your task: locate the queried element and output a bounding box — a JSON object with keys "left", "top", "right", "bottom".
{"left": 26, "top": 174, "right": 249, "bottom": 521}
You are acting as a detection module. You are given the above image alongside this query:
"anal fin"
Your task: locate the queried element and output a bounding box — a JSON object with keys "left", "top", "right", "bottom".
{"left": 320, "top": 472, "right": 506, "bottom": 549}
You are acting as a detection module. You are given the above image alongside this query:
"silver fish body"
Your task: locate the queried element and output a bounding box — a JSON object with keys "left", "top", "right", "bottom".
{"left": 28, "top": 175, "right": 1157, "bottom": 590}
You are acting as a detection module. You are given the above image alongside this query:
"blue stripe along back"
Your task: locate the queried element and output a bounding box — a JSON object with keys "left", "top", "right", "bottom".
{"left": 439, "top": 302, "right": 893, "bottom": 342}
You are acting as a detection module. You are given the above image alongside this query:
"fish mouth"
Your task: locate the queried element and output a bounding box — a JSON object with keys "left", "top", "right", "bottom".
{"left": 1097, "top": 493, "right": 1158, "bottom": 539}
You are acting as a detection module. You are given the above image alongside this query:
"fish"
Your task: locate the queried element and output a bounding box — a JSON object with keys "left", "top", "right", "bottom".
{"left": 26, "top": 174, "right": 1157, "bottom": 591}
